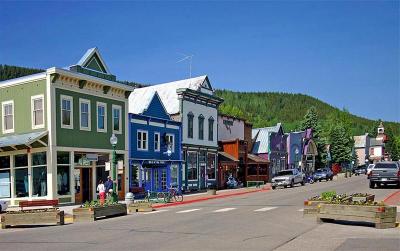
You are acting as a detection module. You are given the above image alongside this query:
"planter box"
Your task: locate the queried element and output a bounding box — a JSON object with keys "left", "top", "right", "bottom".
{"left": 303, "top": 200, "right": 325, "bottom": 216}
{"left": 127, "top": 202, "right": 153, "bottom": 213}
{"left": 73, "top": 204, "right": 127, "bottom": 222}
{"left": 317, "top": 203, "right": 396, "bottom": 229}
{"left": 351, "top": 194, "right": 375, "bottom": 203}
{"left": 0, "top": 210, "right": 64, "bottom": 229}
{"left": 207, "top": 189, "right": 217, "bottom": 195}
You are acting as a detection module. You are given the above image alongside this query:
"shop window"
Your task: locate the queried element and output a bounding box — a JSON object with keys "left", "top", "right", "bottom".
{"left": 198, "top": 115, "right": 204, "bottom": 140}
{"left": 207, "top": 154, "right": 216, "bottom": 180}
{"left": 131, "top": 164, "right": 139, "bottom": 187}
{"left": 15, "top": 168, "right": 29, "bottom": 198}
{"left": 248, "top": 166, "right": 257, "bottom": 175}
{"left": 0, "top": 156, "right": 11, "bottom": 198}
{"left": 32, "top": 152, "right": 47, "bottom": 197}
{"left": 170, "top": 164, "right": 178, "bottom": 188}
{"left": 187, "top": 152, "right": 197, "bottom": 180}
{"left": 57, "top": 152, "right": 70, "bottom": 195}
{"left": 61, "top": 95, "right": 73, "bottom": 129}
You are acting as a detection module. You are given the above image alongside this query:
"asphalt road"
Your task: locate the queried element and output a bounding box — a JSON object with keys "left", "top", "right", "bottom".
{"left": 0, "top": 175, "right": 398, "bottom": 251}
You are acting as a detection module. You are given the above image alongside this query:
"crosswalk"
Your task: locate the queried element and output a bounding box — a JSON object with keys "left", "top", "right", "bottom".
{"left": 139, "top": 206, "right": 306, "bottom": 216}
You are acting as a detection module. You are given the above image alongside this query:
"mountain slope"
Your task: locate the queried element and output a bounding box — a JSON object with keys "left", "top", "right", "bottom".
{"left": 215, "top": 89, "right": 399, "bottom": 136}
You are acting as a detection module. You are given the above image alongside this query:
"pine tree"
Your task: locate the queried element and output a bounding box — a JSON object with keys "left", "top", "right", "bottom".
{"left": 329, "top": 123, "right": 353, "bottom": 164}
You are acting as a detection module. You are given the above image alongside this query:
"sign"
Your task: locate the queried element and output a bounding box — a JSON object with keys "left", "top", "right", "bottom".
{"left": 105, "top": 162, "right": 111, "bottom": 171}
{"left": 146, "top": 160, "right": 166, "bottom": 165}
{"left": 78, "top": 156, "right": 91, "bottom": 166}
{"left": 86, "top": 154, "right": 98, "bottom": 161}
{"left": 118, "top": 160, "right": 124, "bottom": 170}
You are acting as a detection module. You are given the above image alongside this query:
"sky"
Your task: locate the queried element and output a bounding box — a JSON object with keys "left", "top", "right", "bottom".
{"left": 1, "top": 1, "right": 399, "bottom": 122}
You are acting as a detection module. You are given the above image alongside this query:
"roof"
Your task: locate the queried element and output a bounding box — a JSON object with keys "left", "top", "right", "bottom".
{"left": 251, "top": 123, "right": 282, "bottom": 154}
{"left": 0, "top": 131, "right": 47, "bottom": 148}
{"left": 370, "top": 138, "right": 384, "bottom": 147}
{"left": 354, "top": 134, "right": 369, "bottom": 148}
{"left": 247, "top": 154, "right": 270, "bottom": 163}
{"left": 77, "top": 47, "right": 111, "bottom": 74}
{"left": 0, "top": 72, "right": 46, "bottom": 87}
{"left": 128, "top": 75, "right": 208, "bottom": 115}
{"left": 218, "top": 152, "right": 239, "bottom": 162}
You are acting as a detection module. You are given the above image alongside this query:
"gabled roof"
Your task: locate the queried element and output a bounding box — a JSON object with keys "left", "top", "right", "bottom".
{"left": 129, "top": 91, "right": 171, "bottom": 120}
{"left": 76, "top": 47, "right": 111, "bottom": 74}
{"left": 370, "top": 138, "right": 384, "bottom": 147}
{"left": 354, "top": 134, "right": 369, "bottom": 148}
{"left": 128, "top": 75, "right": 210, "bottom": 115}
{"left": 251, "top": 123, "right": 283, "bottom": 154}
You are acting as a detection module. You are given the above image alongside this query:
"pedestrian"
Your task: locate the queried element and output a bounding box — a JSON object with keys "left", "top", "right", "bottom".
{"left": 97, "top": 180, "right": 106, "bottom": 205}
{"left": 104, "top": 176, "right": 113, "bottom": 199}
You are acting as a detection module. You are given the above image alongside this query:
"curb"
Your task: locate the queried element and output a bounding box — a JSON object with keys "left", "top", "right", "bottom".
{"left": 383, "top": 190, "right": 400, "bottom": 204}
{"left": 153, "top": 187, "right": 271, "bottom": 209}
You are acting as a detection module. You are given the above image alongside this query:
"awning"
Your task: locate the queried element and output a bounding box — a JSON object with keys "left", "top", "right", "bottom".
{"left": 0, "top": 131, "right": 48, "bottom": 151}
{"left": 247, "top": 154, "right": 269, "bottom": 164}
{"left": 218, "top": 151, "right": 239, "bottom": 162}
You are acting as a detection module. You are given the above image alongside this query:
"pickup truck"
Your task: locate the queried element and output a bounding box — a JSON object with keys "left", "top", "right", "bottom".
{"left": 369, "top": 162, "right": 400, "bottom": 189}
{"left": 271, "top": 169, "right": 305, "bottom": 189}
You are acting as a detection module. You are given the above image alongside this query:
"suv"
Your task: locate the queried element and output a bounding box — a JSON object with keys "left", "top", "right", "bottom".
{"left": 369, "top": 162, "right": 400, "bottom": 188}
{"left": 313, "top": 168, "right": 334, "bottom": 181}
{"left": 271, "top": 169, "right": 305, "bottom": 189}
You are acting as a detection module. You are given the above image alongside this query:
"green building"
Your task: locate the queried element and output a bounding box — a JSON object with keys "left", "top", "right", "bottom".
{"left": 0, "top": 48, "right": 134, "bottom": 205}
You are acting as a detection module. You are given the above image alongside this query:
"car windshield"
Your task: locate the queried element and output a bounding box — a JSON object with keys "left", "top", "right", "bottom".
{"left": 374, "top": 163, "right": 398, "bottom": 169}
{"left": 277, "top": 170, "right": 293, "bottom": 176}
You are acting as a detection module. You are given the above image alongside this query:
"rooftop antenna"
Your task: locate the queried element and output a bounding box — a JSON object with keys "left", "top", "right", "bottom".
{"left": 177, "top": 53, "right": 194, "bottom": 79}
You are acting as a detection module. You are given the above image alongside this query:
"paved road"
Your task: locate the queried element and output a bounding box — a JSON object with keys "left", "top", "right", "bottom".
{"left": 0, "top": 175, "right": 398, "bottom": 251}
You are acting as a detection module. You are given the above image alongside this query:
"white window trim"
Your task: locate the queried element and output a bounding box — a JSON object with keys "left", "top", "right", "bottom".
{"left": 137, "top": 130, "right": 148, "bottom": 151}
{"left": 31, "top": 94, "right": 45, "bottom": 130}
{"left": 60, "top": 95, "right": 73, "bottom": 129}
{"left": 112, "top": 104, "right": 122, "bottom": 134}
{"left": 96, "top": 102, "right": 107, "bottom": 133}
{"left": 154, "top": 132, "right": 160, "bottom": 152}
{"left": 79, "top": 98, "right": 91, "bottom": 131}
{"left": 166, "top": 133, "right": 175, "bottom": 153}
{"left": 2, "top": 100, "right": 14, "bottom": 134}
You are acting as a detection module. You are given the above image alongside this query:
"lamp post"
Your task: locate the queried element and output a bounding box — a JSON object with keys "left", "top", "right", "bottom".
{"left": 295, "top": 148, "right": 299, "bottom": 170}
{"left": 109, "top": 133, "right": 118, "bottom": 203}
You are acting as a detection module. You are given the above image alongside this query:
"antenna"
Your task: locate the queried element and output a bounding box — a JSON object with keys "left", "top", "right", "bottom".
{"left": 177, "top": 53, "right": 194, "bottom": 78}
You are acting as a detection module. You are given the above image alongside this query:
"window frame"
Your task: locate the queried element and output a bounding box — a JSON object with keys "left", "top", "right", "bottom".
{"left": 96, "top": 102, "right": 107, "bottom": 133}
{"left": 154, "top": 132, "right": 160, "bottom": 152}
{"left": 60, "top": 95, "right": 73, "bottom": 129}
{"left": 187, "top": 112, "right": 194, "bottom": 139}
{"left": 112, "top": 104, "right": 122, "bottom": 134}
{"left": 31, "top": 94, "right": 45, "bottom": 130}
{"left": 208, "top": 117, "right": 214, "bottom": 141}
{"left": 198, "top": 115, "right": 204, "bottom": 140}
{"left": 166, "top": 133, "right": 175, "bottom": 153}
{"left": 137, "top": 130, "right": 148, "bottom": 151}
{"left": 79, "top": 98, "right": 91, "bottom": 131}
{"left": 2, "top": 100, "right": 14, "bottom": 134}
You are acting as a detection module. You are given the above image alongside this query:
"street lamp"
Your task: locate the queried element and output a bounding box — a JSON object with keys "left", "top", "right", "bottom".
{"left": 109, "top": 133, "right": 118, "bottom": 203}
{"left": 294, "top": 148, "right": 299, "bottom": 169}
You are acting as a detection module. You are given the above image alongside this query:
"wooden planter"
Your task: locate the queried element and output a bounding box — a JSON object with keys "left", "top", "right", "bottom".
{"left": 351, "top": 194, "right": 375, "bottom": 203}
{"left": 303, "top": 200, "right": 326, "bottom": 216}
{"left": 0, "top": 210, "right": 64, "bottom": 229}
{"left": 317, "top": 203, "right": 396, "bottom": 229}
{"left": 73, "top": 204, "right": 127, "bottom": 222}
{"left": 127, "top": 202, "right": 153, "bottom": 213}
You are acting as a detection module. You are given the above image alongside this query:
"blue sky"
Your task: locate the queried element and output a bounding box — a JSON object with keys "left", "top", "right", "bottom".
{"left": 1, "top": 1, "right": 399, "bottom": 122}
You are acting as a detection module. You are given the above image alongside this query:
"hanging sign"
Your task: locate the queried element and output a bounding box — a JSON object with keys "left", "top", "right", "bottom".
{"left": 118, "top": 160, "right": 124, "bottom": 170}
{"left": 105, "top": 162, "right": 111, "bottom": 171}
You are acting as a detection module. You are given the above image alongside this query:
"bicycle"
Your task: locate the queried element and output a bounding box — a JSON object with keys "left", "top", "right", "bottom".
{"left": 145, "top": 190, "right": 165, "bottom": 203}
{"left": 160, "top": 187, "right": 183, "bottom": 203}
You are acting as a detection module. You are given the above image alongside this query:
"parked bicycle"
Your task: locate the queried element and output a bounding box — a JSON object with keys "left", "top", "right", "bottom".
{"left": 145, "top": 190, "right": 165, "bottom": 202}
{"left": 158, "top": 186, "right": 183, "bottom": 203}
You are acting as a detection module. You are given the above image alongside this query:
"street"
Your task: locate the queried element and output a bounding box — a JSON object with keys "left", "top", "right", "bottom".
{"left": 0, "top": 175, "right": 399, "bottom": 251}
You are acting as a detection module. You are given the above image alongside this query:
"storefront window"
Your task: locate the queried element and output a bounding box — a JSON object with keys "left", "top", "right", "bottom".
{"left": 131, "top": 164, "right": 139, "bottom": 187}
{"left": 248, "top": 165, "right": 257, "bottom": 175}
{"left": 207, "top": 154, "right": 216, "bottom": 180}
{"left": 15, "top": 154, "right": 28, "bottom": 167}
{"left": 0, "top": 156, "right": 11, "bottom": 198}
{"left": 57, "top": 152, "right": 70, "bottom": 195}
{"left": 15, "top": 168, "right": 28, "bottom": 197}
{"left": 170, "top": 164, "right": 178, "bottom": 187}
{"left": 32, "top": 152, "right": 47, "bottom": 197}
{"left": 187, "top": 152, "right": 197, "bottom": 180}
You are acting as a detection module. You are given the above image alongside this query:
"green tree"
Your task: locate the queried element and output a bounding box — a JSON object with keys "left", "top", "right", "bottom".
{"left": 329, "top": 123, "right": 353, "bottom": 164}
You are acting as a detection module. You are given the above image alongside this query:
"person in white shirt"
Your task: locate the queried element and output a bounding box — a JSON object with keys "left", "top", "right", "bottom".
{"left": 97, "top": 180, "right": 106, "bottom": 204}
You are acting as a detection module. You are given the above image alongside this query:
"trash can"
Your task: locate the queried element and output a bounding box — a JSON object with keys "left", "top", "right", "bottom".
{"left": 125, "top": 192, "right": 134, "bottom": 206}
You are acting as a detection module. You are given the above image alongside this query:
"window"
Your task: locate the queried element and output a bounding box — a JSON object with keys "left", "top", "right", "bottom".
{"left": 154, "top": 132, "right": 160, "bottom": 152}
{"left": 97, "top": 102, "right": 107, "bottom": 132}
{"left": 137, "top": 130, "right": 148, "bottom": 150}
{"left": 57, "top": 152, "right": 70, "bottom": 195}
{"left": 32, "top": 152, "right": 47, "bottom": 197}
{"left": 31, "top": 95, "right": 44, "bottom": 129}
{"left": 187, "top": 152, "right": 197, "bottom": 180}
{"left": 14, "top": 154, "right": 28, "bottom": 197}
{"left": 166, "top": 134, "right": 175, "bottom": 153}
{"left": 79, "top": 99, "right": 91, "bottom": 131}
{"left": 0, "top": 156, "right": 11, "bottom": 198}
{"left": 187, "top": 112, "right": 194, "bottom": 138}
{"left": 198, "top": 115, "right": 204, "bottom": 140}
{"left": 60, "top": 95, "right": 73, "bottom": 129}
{"left": 112, "top": 105, "right": 122, "bottom": 134}
{"left": 2, "top": 100, "right": 14, "bottom": 134}
{"left": 170, "top": 164, "right": 178, "bottom": 188}
{"left": 208, "top": 117, "right": 214, "bottom": 141}
{"left": 207, "top": 153, "right": 216, "bottom": 180}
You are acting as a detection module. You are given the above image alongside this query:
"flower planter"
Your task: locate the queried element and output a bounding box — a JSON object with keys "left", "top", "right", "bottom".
{"left": 207, "top": 189, "right": 217, "bottom": 195}
{"left": 0, "top": 209, "right": 64, "bottom": 229}
{"left": 317, "top": 203, "right": 396, "bottom": 229}
{"left": 303, "top": 200, "right": 326, "bottom": 216}
{"left": 127, "top": 201, "right": 153, "bottom": 213}
{"left": 351, "top": 194, "right": 375, "bottom": 203}
{"left": 73, "top": 204, "right": 127, "bottom": 222}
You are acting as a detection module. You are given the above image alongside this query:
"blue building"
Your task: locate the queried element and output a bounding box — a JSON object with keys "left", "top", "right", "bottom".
{"left": 128, "top": 92, "right": 182, "bottom": 192}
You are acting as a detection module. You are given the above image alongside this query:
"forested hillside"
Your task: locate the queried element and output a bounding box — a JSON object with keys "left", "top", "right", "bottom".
{"left": 0, "top": 65, "right": 44, "bottom": 81}
{"left": 216, "top": 90, "right": 400, "bottom": 136}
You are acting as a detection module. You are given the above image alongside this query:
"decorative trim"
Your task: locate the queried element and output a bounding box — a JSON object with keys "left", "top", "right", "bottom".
{"left": 149, "top": 121, "right": 165, "bottom": 128}
{"left": 78, "top": 80, "right": 87, "bottom": 89}
{"left": 51, "top": 73, "right": 60, "bottom": 83}
{"left": 131, "top": 118, "right": 147, "bottom": 125}
{"left": 103, "top": 86, "right": 111, "bottom": 94}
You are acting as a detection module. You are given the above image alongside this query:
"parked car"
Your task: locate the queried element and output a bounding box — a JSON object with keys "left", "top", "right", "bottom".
{"left": 369, "top": 162, "right": 400, "bottom": 188}
{"left": 271, "top": 169, "right": 305, "bottom": 189}
{"left": 366, "top": 164, "right": 375, "bottom": 179}
{"left": 0, "top": 200, "right": 8, "bottom": 212}
{"left": 313, "top": 168, "right": 334, "bottom": 182}
{"left": 353, "top": 165, "right": 367, "bottom": 175}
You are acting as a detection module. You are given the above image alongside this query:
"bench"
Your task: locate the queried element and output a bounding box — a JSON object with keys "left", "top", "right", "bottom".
{"left": 131, "top": 187, "right": 146, "bottom": 200}
{"left": 19, "top": 199, "right": 59, "bottom": 210}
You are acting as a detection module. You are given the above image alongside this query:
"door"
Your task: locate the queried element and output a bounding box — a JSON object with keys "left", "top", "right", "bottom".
{"left": 74, "top": 168, "right": 92, "bottom": 204}
{"left": 199, "top": 163, "right": 206, "bottom": 189}
{"left": 144, "top": 168, "right": 152, "bottom": 192}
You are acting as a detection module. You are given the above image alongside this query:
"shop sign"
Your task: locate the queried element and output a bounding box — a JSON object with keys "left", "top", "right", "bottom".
{"left": 86, "top": 154, "right": 98, "bottom": 161}
{"left": 146, "top": 160, "right": 166, "bottom": 165}
{"left": 105, "top": 162, "right": 111, "bottom": 171}
{"left": 78, "top": 156, "right": 91, "bottom": 166}
{"left": 118, "top": 160, "right": 124, "bottom": 170}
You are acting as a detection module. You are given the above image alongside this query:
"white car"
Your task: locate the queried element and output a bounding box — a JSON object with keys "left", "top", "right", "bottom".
{"left": 367, "top": 164, "right": 375, "bottom": 178}
{"left": 0, "top": 200, "right": 8, "bottom": 212}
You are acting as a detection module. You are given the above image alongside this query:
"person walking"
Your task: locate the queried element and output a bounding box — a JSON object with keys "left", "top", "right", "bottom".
{"left": 104, "top": 176, "right": 113, "bottom": 200}
{"left": 97, "top": 180, "right": 106, "bottom": 205}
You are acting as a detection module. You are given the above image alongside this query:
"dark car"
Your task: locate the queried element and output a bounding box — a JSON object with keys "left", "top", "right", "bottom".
{"left": 369, "top": 162, "right": 400, "bottom": 188}
{"left": 313, "top": 168, "right": 334, "bottom": 182}
{"left": 353, "top": 165, "right": 367, "bottom": 175}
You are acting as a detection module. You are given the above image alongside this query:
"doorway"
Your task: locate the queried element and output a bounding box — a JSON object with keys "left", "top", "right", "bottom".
{"left": 74, "top": 167, "right": 92, "bottom": 204}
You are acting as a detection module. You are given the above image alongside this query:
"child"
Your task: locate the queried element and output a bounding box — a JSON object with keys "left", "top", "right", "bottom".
{"left": 97, "top": 180, "right": 106, "bottom": 205}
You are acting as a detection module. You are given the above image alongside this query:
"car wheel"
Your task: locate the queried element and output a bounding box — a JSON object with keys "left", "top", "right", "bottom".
{"left": 301, "top": 180, "right": 305, "bottom": 186}
{"left": 272, "top": 186, "right": 276, "bottom": 190}
{"left": 284, "top": 185, "right": 287, "bottom": 188}
{"left": 290, "top": 180, "right": 294, "bottom": 188}
{"left": 326, "top": 178, "right": 329, "bottom": 181}
{"left": 369, "top": 181, "right": 375, "bottom": 189}
{"left": 330, "top": 177, "right": 333, "bottom": 181}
